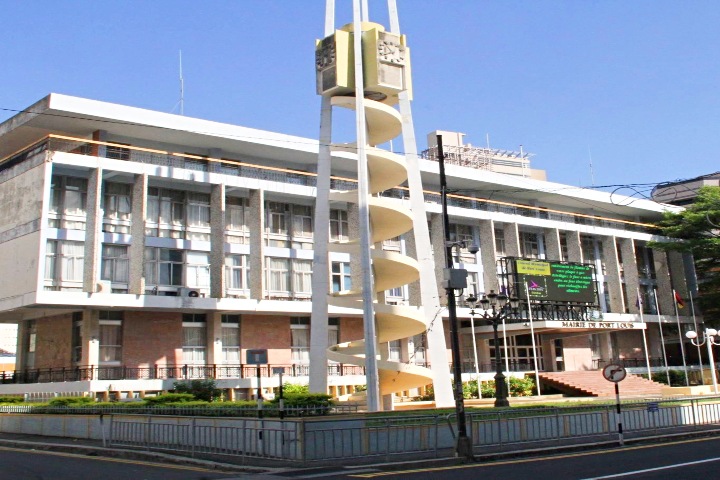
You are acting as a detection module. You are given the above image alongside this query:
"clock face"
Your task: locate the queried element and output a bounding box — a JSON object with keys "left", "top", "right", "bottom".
{"left": 377, "top": 39, "right": 405, "bottom": 65}
{"left": 316, "top": 42, "right": 336, "bottom": 70}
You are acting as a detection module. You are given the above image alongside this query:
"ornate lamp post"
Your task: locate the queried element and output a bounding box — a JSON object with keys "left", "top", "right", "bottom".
{"left": 686, "top": 328, "right": 720, "bottom": 394}
{"left": 466, "top": 290, "right": 520, "bottom": 407}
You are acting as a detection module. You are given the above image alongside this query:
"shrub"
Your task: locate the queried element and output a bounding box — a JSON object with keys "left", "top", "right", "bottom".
{"left": 509, "top": 376, "right": 536, "bottom": 397}
{"left": 0, "top": 396, "right": 24, "bottom": 404}
{"left": 649, "top": 370, "right": 688, "bottom": 387}
{"left": 279, "top": 383, "right": 309, "bottom": 395}
{"left": 463, "top": 380, "right": 479, "bottom": 399}
{"left": 47, "top": 396, "right": 95, "bottom": 407}
{"left": 173, "top": 379, "right": 222, "bottom": 402}
{"left": 480, "top": 381, "right": 496, "bottom": 399}
{"left": 144, "top": 393, "right": 196, "bottom": 405}
{"left": 270, "top": 392, "right": 334, "bottom": 415}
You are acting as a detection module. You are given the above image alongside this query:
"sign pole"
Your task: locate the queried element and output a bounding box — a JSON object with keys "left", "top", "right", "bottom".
{"left": 603, "top": 364, "right": 627, "bottom": 446}
{"left": 525, "top": 282, "right": 541, "bottom": 396}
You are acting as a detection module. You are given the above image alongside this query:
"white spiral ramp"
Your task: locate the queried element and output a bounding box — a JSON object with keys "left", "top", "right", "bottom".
{"left": 327, "top": 95, "right": 435, "bottom": 396}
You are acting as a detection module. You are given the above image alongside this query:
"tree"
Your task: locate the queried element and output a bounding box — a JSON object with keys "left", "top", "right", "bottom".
{"left": 649, "top": 186, "right": 720, "bottom": 324}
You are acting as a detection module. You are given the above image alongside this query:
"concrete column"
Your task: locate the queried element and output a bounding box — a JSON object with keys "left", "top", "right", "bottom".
{"left": 602, "top": 236, "right": 624, "bottom": 313}
{"left": 618, "top": 238, "right": 640, "bottom": 314}
{"left": 653, "top": 249, "right": 674, "bottom": 315}
{"left": 248, "top": 189, "right": 264, "bottom": 300}
{"left": 207, "top": 312, "right": 223, "bottom": 366}
{"left": 503, "top": 223, "right": 521, "bottom": 257}
{"left": 128, "top": 174, "right": 148, "bottom": 295}
{"left": 404, "top": 228, "right": 422, "bottom": 306}
{"left": 668, "top": 251, "right": 689, "bottom": 298}
{"left": 543, "top": 227, "right": 562, "bottom": 261}
{"left": 91, "top": 130, "right": 107, "bottom": 158}
{"left": 80, "top": 310, "right": 100, "bottom": 367}
{"left": 347, "top": 204, "right": 363, "bottom": 294}
{"left": 478, "top": 219, "right": 499, "bottom": 294}
{"left": 15, "top": 321, "right": 27, "bottom": 370}
{"left": 565, "top": 231, "right": 583, "bottom": 263}
{"left": 541, "top": 336, "right": 556, "bottom": 371}
{"left": 210, "top": 183, "right": 226, "bottom": 298}
{"left": 429, "top": 213, "right": 446, "bottom": 302}
{"left": 83, "top": 168, "right": 103, "bottom": 292}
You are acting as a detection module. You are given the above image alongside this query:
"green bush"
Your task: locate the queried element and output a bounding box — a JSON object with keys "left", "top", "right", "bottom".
{"left": 463, "top": 380, "right": 479, "bottom": 399}
{"left": 648, "top": 370, "right": 688, "bottom": 387}
{"left": 480, "top": 381, "right": 496, "bottom": 398}
{"left": 270, "top": 392, "right": 334, "bottom": 415}
{"left": 173, "top": 379, "right": 222, "bottom": 402}
{"left": 0, "top": 396, "right": 24, "bottom": 404}
{"left": 509, "top": 376, "right": 536, "bottom": 396}
{"left": 144, "top": 393, "right": 196, "bottom": 405}
{"left": 48, "top": 396, "right": 95, "bottom": 407}
{"left": 279, "top": 383, "right": 309, "bottom": 395}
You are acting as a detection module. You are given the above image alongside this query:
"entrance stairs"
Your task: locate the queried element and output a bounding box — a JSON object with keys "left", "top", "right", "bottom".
{"left": 539, "top": 371, "right": 665, "bottom": 397}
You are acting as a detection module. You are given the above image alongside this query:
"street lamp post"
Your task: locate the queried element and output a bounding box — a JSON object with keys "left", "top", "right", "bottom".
{"left": 466, "top": 290, "right": 520, "bottom": 408}
{"left": 686, "top": 328, "right": 719, "bottom": 394}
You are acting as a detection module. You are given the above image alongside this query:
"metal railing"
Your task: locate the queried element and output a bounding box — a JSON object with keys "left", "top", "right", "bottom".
{"left": 103, "top": 396, "right": 720, "bottom": 463}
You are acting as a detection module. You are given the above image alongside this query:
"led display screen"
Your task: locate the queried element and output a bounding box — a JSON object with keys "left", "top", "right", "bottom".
{"left": 515, "top": 259, "right": 597, "bottom": 303}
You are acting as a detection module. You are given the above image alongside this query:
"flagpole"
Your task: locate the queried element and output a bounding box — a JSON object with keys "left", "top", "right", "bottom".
{"left": 525, "top": 283, "right": 541, "bottom": 397}
{"left": 653, "top": 289, "right": 671, "bottom": 385}
{"left": 638, "top": 287, "right": 653, "bottom": 380}
{"left": 673, "top": 289, "right": 690, "bottom": 386}
{"left": 689, "top": 292, "right": 704, "bottom": 383}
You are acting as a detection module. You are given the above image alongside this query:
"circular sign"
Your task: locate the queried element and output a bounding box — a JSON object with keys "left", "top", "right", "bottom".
{"left": 602, "top": 364, "right": 627, "bottom": 383}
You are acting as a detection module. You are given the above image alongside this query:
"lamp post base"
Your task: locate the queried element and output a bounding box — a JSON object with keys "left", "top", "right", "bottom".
{"left": 455, "top": 435, "right": 475, "bottom": 460}
{"left": 494, "top": 371, "right": 510, "bottom": 408}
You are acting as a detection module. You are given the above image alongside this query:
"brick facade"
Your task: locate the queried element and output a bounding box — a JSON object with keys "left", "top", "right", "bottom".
{"left": 123, "top": 311, "right": 183, "bottom": 367}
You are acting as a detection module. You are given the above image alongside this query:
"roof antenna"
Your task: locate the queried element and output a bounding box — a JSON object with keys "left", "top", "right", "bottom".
{"left": 179, "top": 50, "right": 184, "bottom": 116}
{"left": 172, "top": 50, "right": 184, "bottom": 115}
{"left": 588, "top": 146, "right": 595, "bottom": 187}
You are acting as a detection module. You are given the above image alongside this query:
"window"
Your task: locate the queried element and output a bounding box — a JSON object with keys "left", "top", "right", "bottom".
{"left": 559, "top": 233, "right": 569, "bottom": 261}
{"left": 146, "top": 187, "right": 185, "bottom": 238}
{"left": 226, "top": 196, "right": 249, "bottom": 243}
{"left": 266, "top": 202, "right": 289, "bottom": 247}
{"left": 328, "top": 318, "right": 339, "bottom": 348}
{"left": 101, "top": 244, "right": 129, "bottom": 284}
{"left": 102, "top": 182, "right": 132, "bottom": 224}
{"left": 494, "top": 228, "right": 506, "bottom": 257}
{"left": 330, "top": 209, "right": 349, "bottom": 242}
{"left": 106, "top": 144, "right": 130, "bottom": 160}
{"left": 45, "top": 240, "right": 84, "bottom": 289}
{"left": 331, "top": 262, "right": 352, "bottom": 292}
{"left": 145, "top": 248, "right": 183, "bottom": 287}
{"left": 388, "top": 340, "right": 401, "bottom": 362}
{"left": 292, "top": 259, "right": 313, "bottom": 296}
{"left": 221, "top": 314, "right": 240, "bottom": 364}
{"left": 99, "top": 311, "right": 123, "bottom": 364}
{"left": 266, "top": 258, "right": 312, "bottom": 298}
{"left": 186, "top": 251, "right": 210, "bottom": 288}
{"left": 186, "top": 192, "right": 211, "bottom": 240}
{"left": 49, "top": 176, "right": 88, "bottom": 230}
{"left": 267, "top": 257, "right": 290, "bottom": 295}
{"left": 520, "top": 232, "right": 540, "bottom": 259}
{"left": 581, "top": 235, "right": 597, "bottom": 263}
{"left": 225, "top": 254, "right": 249, "bottom": 292}
{"left": 291, "top": 317, "right": 310, "bottom": 364}
{"left": 292, "top": 205, "right": 313, "bottom": 239}
{"left": 182, "top": 314, "right": 207, "bottom": 364}
{"left": 411, "top": 334, "right": 426, "bottom": 365}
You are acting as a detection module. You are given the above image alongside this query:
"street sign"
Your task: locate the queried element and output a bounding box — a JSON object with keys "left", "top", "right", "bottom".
{"left": 603, "top": 364, "right": 627, "bottom": 383}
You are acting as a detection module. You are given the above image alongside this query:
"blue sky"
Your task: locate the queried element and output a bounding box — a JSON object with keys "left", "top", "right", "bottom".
{"left": 2, "top": 1, "right": 719, "bottom": 195}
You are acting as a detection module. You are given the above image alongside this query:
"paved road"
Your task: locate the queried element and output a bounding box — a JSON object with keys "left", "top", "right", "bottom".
{"left": 0, "top": 445, "right": 248, "bottom": 480}
{"left": 310, "top": 436, "right": 720, "bottom": 480}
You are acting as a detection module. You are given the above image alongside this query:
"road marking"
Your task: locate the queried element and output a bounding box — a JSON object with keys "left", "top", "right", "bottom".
{"left": 349, "top": 436, "right": 720, "bottom": 478}
{"left": 581, "top": 457, "right": 720, "bottom": 479}
{"left": 0, "top": 445, "right": 228, "bottom": 473}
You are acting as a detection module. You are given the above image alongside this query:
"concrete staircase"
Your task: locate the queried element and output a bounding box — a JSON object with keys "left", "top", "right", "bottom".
{"left": 539, "top": 371, "right": 665, "bottom": 397}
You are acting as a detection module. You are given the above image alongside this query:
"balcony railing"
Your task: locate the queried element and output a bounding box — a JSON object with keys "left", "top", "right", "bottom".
{"left": 0, "top": 135, "right": 658, "bottom": 235}
{"left": 0, "top": 363, "right": 367, "bottom": 385}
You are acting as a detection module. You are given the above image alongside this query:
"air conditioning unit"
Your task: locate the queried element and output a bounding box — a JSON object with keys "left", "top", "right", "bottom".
{"left": 178, "top": 287, "right": 201, "bottom": 298}
{"left": 96, "top": 281, "right": 112, "bottom": 293}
